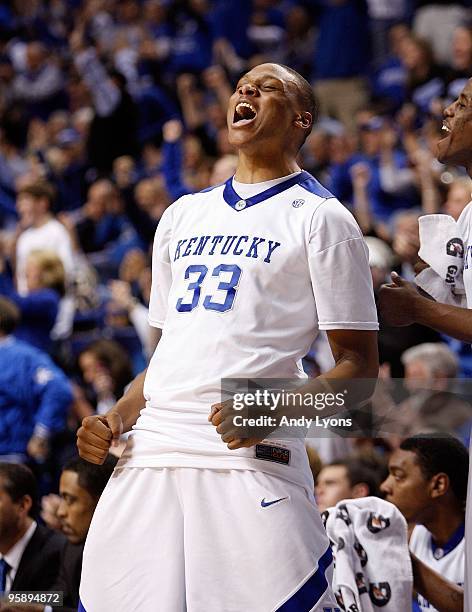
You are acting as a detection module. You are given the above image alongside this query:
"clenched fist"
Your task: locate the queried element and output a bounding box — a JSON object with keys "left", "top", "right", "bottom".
{"left": 77, "top": 412, "right": 123, "bottom": 464}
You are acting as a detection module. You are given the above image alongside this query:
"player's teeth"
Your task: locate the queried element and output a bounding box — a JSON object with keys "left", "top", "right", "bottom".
{"left": 442, "top": 125, "right": 451, "bottom": 133}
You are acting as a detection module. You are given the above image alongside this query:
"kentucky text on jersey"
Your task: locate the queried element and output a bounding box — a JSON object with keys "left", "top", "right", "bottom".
{"left": 173, "top": 235, "right": 282, "bottom": 264}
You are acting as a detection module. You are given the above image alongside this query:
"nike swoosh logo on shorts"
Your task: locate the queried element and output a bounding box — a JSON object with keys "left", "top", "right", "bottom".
{"left": 260, "top": 497, "right": 288, "bottom": 507}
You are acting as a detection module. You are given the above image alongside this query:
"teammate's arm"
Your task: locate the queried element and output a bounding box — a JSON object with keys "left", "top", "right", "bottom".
{"left": 411, "top": 552, "right": 463, "bottom": 612}
{"left": 379, "top": 273, "right": 472, "bottom": 342}
{"left": 77, "top": 328, "right": 161, "bottom": 464}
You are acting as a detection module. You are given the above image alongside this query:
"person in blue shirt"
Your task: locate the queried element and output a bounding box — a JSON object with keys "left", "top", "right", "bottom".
{"left": 0, "top": 297, "right": 73, "bottom": 464}
{"left": 0, "top": 249, "right": 64, "bottom": 352}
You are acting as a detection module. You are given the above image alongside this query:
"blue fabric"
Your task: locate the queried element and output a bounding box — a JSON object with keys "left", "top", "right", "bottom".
{"left": 0, "top": 271, "right": 59, "bottom": 351}
{"left": 0, "top": 338, "right": 72, "bottom": 455}
{"left": 161, "top": 140, "right": 192, "bottom": 200}
{"left": 328, "top": 151, "right": 417, "bottom": 222}
{"left": 0, "top": 558, "right": 10, "bottom": 594}
{"left": 223, "top": 171, "right": 327, "bottom": 211}
{"left": 431, "top": 522, "right": 465, "bottom": 558}
{"left": 78, "top": 599, "right": 87, "bottom": 612}
{"left": 276, "top": 545, "right": 333, "bottom": 611}
{"left": 312, "top": 0, "right": 371, "bottom": 79}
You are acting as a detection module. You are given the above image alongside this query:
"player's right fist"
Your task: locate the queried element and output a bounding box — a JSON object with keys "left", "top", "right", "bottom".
{"left": 77, "top": 412, "right": 123, "bottom": 465}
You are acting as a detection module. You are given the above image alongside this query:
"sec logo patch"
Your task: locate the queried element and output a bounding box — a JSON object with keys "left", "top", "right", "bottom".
{"left": 292, "top": 199, "right": 305, "bottom": 208}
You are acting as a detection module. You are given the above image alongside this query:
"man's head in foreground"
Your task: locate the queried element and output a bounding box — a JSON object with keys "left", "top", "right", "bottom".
{"left": 227, "top": 63, "right": 316, "bottom": 156}
{"left": 381, "top": 435, "right": 468, "bottom": 523}
{"left": 57, "top": 455, "right": 117, "bottom": 545}
{"left": 438, "top": 78, "right": 472, "bottom": 170}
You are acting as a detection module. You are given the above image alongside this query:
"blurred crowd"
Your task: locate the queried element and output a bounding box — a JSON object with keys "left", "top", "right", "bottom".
{"left": 1, "top": 0, "right": 472, "bottom": 609}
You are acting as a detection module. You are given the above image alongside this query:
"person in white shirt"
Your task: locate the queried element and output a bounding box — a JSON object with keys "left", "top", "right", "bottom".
{"left": 15, "top": 181, "right": 74, "bottom": 296}
{"left": 379, "top": 77, "right": 472, "bottom": 612}
{"left": 76, "top": 62, "right": 379, "bottom": 612}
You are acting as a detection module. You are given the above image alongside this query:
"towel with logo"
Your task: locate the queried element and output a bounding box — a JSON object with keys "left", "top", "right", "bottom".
{"left": 323, "top": 496, "right": 413, "bottom": 612}
{"left": 415, "top": 214, "right": 466, "bottom": 306}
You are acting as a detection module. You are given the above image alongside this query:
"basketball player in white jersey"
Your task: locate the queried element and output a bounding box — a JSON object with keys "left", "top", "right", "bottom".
{"left": 76, "top": 63, "right": 379, "bottom": 612}
{"left": 379, "top": 78, "right": 472, "bottom": 611}
{"left": 381, "top": 435, "right": 468, "bottom": 612}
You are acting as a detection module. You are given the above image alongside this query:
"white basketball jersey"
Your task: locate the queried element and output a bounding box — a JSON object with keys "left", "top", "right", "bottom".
{"left": 410, "top": 523, "right": 465, "bottom": 611}
{"left": 119, "top": 171, "right": 378, "bottom": 489}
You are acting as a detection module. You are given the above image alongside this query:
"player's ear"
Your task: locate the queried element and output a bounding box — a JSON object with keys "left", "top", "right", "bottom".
{"left": 294, "top": 111, "right": 312, "bottom": 131}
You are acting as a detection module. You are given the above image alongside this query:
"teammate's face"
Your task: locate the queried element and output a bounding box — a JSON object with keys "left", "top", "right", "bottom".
{"left": 380, "top": 449, "right": 431, "bottom": 522}
{"left": 438, "top": 78, "right": 472, "bottom": 167}
{"left": 227, "top": 64, "right": 309, "bottom": 151}
{"left": 57, "top": 470, "right": 97, "bottom": 544}
{"left": 315, "top": 465, "right": 352, "bottom": 513}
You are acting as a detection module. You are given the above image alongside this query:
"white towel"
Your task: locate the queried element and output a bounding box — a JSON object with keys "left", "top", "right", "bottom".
{"left": 323, "top": 497, "right": 413, "bottom": 612}
{"left": 416, "top": 214, "right": 466, "bottom": 304}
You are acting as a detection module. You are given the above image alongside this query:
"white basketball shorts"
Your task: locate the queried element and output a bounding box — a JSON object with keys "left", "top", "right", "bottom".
{"left": 79, "top": 467, "right": 339, "bottom": 612}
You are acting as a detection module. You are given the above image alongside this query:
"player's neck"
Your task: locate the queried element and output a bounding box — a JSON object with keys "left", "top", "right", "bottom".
{"left": 424, "top": 505, "right": 464, "bottom": 547}
{"left": 234, "top": 153, "right": 300, "bottom": 184}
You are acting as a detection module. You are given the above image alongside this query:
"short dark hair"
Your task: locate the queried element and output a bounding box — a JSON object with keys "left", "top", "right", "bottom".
{"left": 62, "top": 455, "right": 118, "bottom": 500}
{"left": 0, "top": 463, "right": 39, "bottom": 517}
{"left": 18, "top": 181, "right": 56, "bottom": 209}
{"left": 0, "top": 297, "right": 20, "bottom": 335}
{"left": 328, "top": 458, "right": 381, "bottom": 497}
{"left": 400, "top": 434, "right": 469, "bottom": 505}
{"left": 277, "top": 63, "right": 317, "bottom": 144}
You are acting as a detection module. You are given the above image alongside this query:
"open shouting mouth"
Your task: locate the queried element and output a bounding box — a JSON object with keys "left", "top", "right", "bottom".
{"left": 233, "top": 101, "right": 257, "bottom": 127}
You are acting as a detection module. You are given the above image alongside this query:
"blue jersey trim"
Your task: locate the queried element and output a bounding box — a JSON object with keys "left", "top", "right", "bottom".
{"left": 298, "top": 174, "right": 334, "bottom": 200}
{"left": 78, "top": 599, "right": 87, "bottom": 612}
{"left": 199, "top": 181, "right": 224, "bottom": 193}
{"left": 431, "top": 522, "right": 465, "bottom": 558}
{"left": 223, "top": 170, "right": 323, "bottom": 211}
{"left": 275, "top": 545, "right": 333, "bottom": 611}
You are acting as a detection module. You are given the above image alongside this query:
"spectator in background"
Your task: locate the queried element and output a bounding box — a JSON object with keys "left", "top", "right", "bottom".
{"left": 0, "top": 463, "right": 65, "bottom": 595}
{"left": 397, "top": 35, "right": 446, "bottom": 115}
{"left": 394, "top": 343, "right": 470, "bottom": 441}
{"left": 71, "top": 30, "right": 138, "bottom": 173}
{"left": 0, "top": 297, "right": 72, "bottom": 464}
{"left": 315, "top": 457, "right": 381, "bottom": 513}
{"left": 14, "top": 181, "right": 73, "bottom": 295}
{"left": 381, "top": 435, "right": 468, "bottom": 610}
{"left": 0, "top": 249, "right": 65, "bottom": 352}
{"left": 0, "top": 456, "right": 117, "bottom": 612}
{"left": 77, "top": 339, "right": 133, "bottom": 416}
{"left": 12, "top": 41, "right": 65, "bottom": 120}
{"left": 443, "top": 176, "right": 472, "bottom": 220}
{"left": 446, "top": 25, "right": 472, "bottom": 101}
{"left": 69, "top": 179, "right": 142, "bottom": 280}
{"left": 312, "top": 0, "right": 371, "bottom": 131}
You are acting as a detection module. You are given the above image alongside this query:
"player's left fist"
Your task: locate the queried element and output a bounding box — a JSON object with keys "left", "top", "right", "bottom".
{"left": 209, "top": 400, "right": 263, "bottom": 450}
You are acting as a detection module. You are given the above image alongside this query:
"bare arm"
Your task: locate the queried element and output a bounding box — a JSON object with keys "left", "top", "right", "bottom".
{"left": 77, "top": 328, "right": 161, "bottom": 463}
{"left": 411, "top": 553, "right": 463, "bottom": 612}
{"left": 379, "top": 274, "right": 472, "bottom": 342}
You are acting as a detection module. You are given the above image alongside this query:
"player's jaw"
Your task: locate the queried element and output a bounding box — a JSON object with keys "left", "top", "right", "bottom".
{"left": 437, "top": 81, "right": 472, "bottom": 167}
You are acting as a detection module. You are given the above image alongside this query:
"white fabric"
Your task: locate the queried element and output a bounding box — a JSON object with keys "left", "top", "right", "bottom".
{"left": 16, "top": 219, "right": 74, "bottom": 295}
{"left": 119, "top": 175, "right": 378, "bottom": 491}
{"left": 418, "top": 214, "right": 465, "bottom": 294}
{"left": 80, "top": 467, "right": 337, "bottom": 612}
{"left": 232, "top": 170, "right": 301, "bottom": 195}
{"left": 324, "top": 497, "right": 412, "bottom": 612}
{"left": 1, "top": 520, "right": 37, "bottom": 592}
{"left": 410, "top": 524, "right": 464, "bottom": 612}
